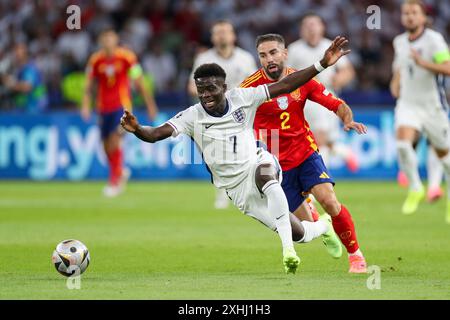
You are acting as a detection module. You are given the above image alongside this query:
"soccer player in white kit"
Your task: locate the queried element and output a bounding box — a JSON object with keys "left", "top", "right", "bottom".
{"left": 287, "top": 12, "right": 359, "bottom": 172}
{"left": 121, "top": 36, "right": 351, "bottom": 273}
{"left": 390, "top": 0, "right": 450, "bottom": 221}
{"left": 188, "top": 20, "right": 258, "bottom": 209}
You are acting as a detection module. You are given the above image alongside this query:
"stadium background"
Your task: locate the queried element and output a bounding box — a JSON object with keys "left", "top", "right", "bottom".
{"left": 1, "top": 0, "right": 449, "bottom": 181}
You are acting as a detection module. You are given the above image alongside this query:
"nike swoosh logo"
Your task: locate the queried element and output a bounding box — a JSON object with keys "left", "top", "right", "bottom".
{"left": 205, "top": 124, "right": 215, "bottom": 129}
{"left": 276, "top": 214, "right": 285, "bottom": 220}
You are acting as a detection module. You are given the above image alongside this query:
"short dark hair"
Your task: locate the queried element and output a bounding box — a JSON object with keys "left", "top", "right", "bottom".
{"left": 99, "top": 26, "right": 117, "bottom": 36}
{"left": 255, "top": 34, "right": 285, "bottom": 48}
{"left": 211, "top": 19, "right": 234, "bottom": 29}
{"left": 299, "top": 12, "right": 325, "bottom": 26}
{"left": 193, "top": 63, "right": 226, "bottom": 80}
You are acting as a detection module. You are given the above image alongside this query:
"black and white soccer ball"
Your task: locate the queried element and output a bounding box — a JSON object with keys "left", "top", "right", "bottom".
{"left": 51, "top": 239, "right": 90, "bottom": 277}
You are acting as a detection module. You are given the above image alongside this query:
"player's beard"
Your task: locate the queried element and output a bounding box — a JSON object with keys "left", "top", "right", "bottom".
{"left": 405, "top": 21, "right": 424, "bottom": 34}
{"left": 217, "top": 42, "right": 231, "bottom": 51}
{"left": 265, "top": 63, "right": 283, "bottom": 80}
{"left": 406, "top": 25, "right": 419, "bottom": 33}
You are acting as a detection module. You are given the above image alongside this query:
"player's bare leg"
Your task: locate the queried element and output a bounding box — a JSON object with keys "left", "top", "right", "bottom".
{"left": 396, "top": 127, "right": 424, "bottom": 214}
{"left": 293, "top": 200, "right": 342, "bottom": 259}
{"left": 431, "top": 147, "right": 450, "bottom": 224}
{"left": 103, "top": 130, "right": 128, "bottom": 197}
{"left": 310, "top": 182, "right": 367, "bottom": 273}
{"left": 292, "top": 201, "right": 314, "bottom": 222}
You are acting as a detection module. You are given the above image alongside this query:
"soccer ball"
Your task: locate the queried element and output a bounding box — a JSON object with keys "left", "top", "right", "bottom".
{"left": 51, "top": 239, "right": 90, "bottom": 277}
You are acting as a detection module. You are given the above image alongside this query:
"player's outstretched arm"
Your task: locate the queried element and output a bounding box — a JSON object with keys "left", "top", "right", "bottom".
{"left": 120, "top": 110, "right": 173, "bottom": 143}
{"left": 267, "top": 36, "right": 351, "bottom": 98}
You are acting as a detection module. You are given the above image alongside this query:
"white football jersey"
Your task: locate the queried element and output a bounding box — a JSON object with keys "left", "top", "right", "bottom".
{"left": 190, "top": 47, "right": 257, "bottom": 89}
{"left": 393, "top": 28, "right": 450, "bottom": 109}
{"left": 287, "top": 38, "right": 351, "bottom": 92}
{"left": 167, "top": 85, "right": 270, "bottom": 189}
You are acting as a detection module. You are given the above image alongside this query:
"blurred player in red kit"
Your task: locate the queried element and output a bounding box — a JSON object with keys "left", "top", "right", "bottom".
{"left": 82, "top": 28, "right": 158, "bottom": 197}
{"left": 242, "top": 34, "right": 368, "bottom": 273}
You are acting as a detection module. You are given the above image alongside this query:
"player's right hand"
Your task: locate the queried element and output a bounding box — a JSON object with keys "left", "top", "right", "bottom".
{"left": 120, "top": 109, "right": 139, "bottom": 133}
{"left": 344, "top": 121, "right": 367, "bottom": 134}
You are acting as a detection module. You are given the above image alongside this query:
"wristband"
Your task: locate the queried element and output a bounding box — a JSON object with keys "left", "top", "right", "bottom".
{"left": 314, "top": 61, "right": 326, "bottom": 72}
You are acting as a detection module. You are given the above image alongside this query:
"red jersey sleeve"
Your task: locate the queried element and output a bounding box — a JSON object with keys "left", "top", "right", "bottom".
{"left": 304, "top": 79, "right": 344, "bottom": 113}
{"left": 119, "top": 48, "right": 138, "bottom": 70}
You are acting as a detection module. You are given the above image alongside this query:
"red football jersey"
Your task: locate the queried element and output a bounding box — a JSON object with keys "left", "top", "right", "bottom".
{"left": 241, "top": 68, "right": 344, "bottom": 171}
{"left": 86, "top": 47, "right": 137, "bottom": 113}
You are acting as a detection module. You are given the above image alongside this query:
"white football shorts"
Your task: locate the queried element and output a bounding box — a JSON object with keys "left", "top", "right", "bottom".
{"left": 395, "top": 101, "right": 450, "bottom": 150}
{"left": 225, "top": 148, "right": 282, "bottom": 231}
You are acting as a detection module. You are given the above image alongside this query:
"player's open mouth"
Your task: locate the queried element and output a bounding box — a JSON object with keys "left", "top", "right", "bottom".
{"left": 204, "top": 100, "right": 215, "bottom": 108}
{"left": 268, "top": 64, "right": 278, "bottom": 72}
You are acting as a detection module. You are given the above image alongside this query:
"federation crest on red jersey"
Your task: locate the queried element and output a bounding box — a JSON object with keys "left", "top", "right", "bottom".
{"left": 277, "top": 96, "right": 289, "bottom": 110}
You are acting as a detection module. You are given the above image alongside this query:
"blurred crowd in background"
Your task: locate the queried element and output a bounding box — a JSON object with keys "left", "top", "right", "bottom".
{"left": 0, "top": 0, "right": 449, "bottom": 112}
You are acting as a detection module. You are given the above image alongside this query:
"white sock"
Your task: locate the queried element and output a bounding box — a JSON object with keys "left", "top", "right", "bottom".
{"left": 331, "top": 142, "right": 351, "bottom": 159}
{"left": 349, "top": 248, "right": 363, "bottom": 257}
{"left": 263, "top": 181, "right": 294, "bottom": 250}
{"left": 296, "top": 220, "right": 329, "bottom": 243}
{"left": 438, "top": 152, "right": 450, "bottom": 199}
{"left": 427, "top": 147, "right": 444, "bottom": 189}
{"left": 396, "top": 140, "right": 423, "bottom": 191}
{"left": 319, "top": 146, "right": 331, "bottom": 167}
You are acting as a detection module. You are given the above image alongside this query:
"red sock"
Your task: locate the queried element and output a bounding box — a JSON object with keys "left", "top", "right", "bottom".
{"left": 331, "top": 205, "right": 360, "bottom": 254}
{"left": 107, "top": 148, "right": 123, "bottom": 186}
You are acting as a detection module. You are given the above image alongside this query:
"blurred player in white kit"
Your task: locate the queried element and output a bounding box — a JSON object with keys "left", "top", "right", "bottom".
{"left": 390, "top": 0, "right": 450, "bottom": 222}
{"left": 287, "top": 12, "right": 359, "bottom": 173}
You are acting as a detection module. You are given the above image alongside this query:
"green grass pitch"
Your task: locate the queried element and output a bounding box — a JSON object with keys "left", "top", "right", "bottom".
{"left": 0, "top": 180, "right": 449, "bottom": 300}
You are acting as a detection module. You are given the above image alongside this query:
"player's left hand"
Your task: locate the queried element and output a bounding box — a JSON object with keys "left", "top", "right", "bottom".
{"left": 120, "top": 109, "right": 140, "bottom": 133}
{"left": 344, "top": 121, "right": 367, "bottom": 134}
{"left": 410, "top": 49, "right": 425, "bottom": 67}
{"left": 322, "top": 36, "right": 351, "bottom": 68}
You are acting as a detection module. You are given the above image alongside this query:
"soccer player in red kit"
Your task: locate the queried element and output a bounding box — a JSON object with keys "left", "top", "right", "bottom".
{"left": 242, "top": 34, "right": 368, "bottom": 273}
{"left": 82, "top": 28, "right": 158, "bottom": 197}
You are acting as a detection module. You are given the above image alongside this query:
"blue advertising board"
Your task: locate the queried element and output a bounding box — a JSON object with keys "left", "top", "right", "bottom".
{"left": 0, "top": 108, "right": 428, "bottom": 181}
